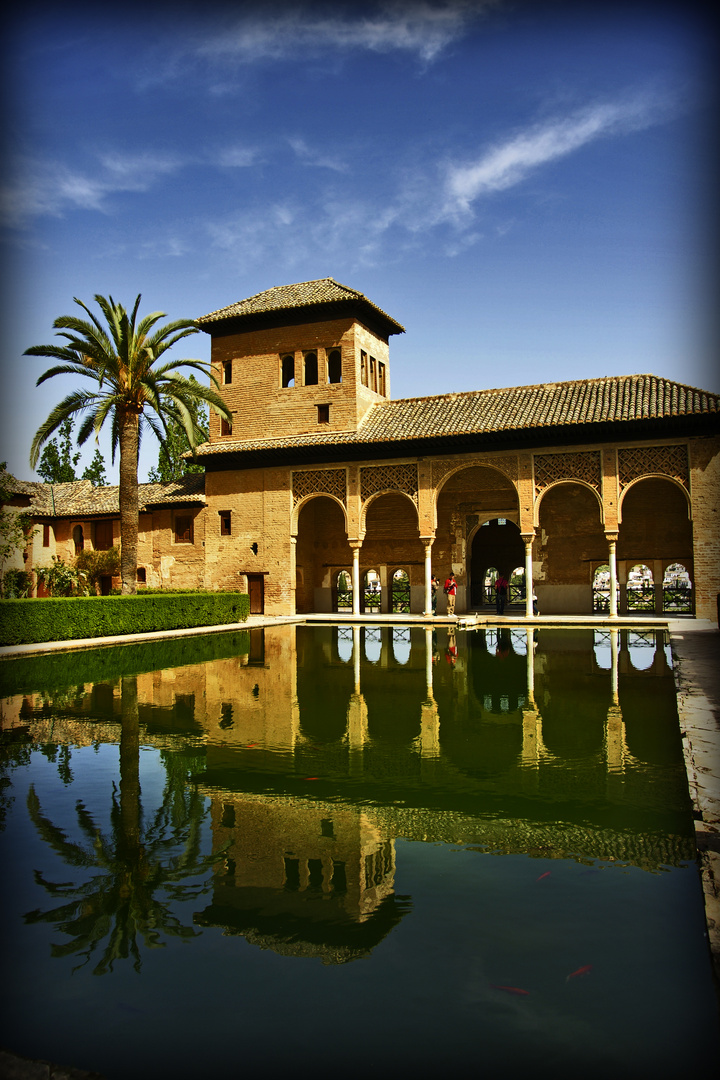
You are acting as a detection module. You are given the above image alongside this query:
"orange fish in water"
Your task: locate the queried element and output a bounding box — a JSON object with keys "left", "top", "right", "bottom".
{"left": 246, "top": 742, "right": 256, "bottom": 748}
{"left": 566, "top": 964, "right": 592, "bottom": 982}
{"left": 537, "top": 871, "right": 551, "bottom": 881}
{"left": 490, "top": 985, "right": 530, "bottom": 996}
{"left": 304, "top": 776, "right": 318, "bottom": 780}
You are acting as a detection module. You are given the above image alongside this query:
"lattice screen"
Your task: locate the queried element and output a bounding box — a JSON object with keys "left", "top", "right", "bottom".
{"left": 617, "top": 445, "right": 688, "bottom": 489}
{"left": 360, "top": 463, "right": 419, "bottom": 503}
{"left": 534, "top": 451, "right": 601, "bottom": 494}
{"left": 292, "top": 469, "right": 347, "bottom": 507}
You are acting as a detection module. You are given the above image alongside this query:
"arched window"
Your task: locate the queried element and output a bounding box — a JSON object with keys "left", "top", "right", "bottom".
{"left": 73, "top": 524, "right": 84, "bottom": 554}
{"left": 336, "top": 570, "right": 352, "bottom": 611}
{"left": 281, "top": 354, "right": 295, "bottom": 388}
{"left": 363, "top": 569, "right": 381, "bottom": 613}
{"left": 626, "top": 564, "right": 654, "bottom": 612}
{"left": 509, "top": 566, "right": 525, "bottom": 605}
{"left": 662, "top": 563, "right": 693, "bottom": 613}
{"left": 484, "top": 566, "right": 499, "bottom": 605}
{"left": 304, "top": 352, "right": 318, "bottom": 386}
{"left": 593, "top": 564, "right": 610, "bottom": 613}
{"left": 327, "top": 349, "right": 342, "bottom": 384}
{"left": 391, "top": 568, "right": 410, "bottom": 613}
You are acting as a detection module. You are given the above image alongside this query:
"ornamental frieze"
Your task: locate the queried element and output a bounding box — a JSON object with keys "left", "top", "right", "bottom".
{"left": 617, "top": 445, "right": 689, "bottom": 490}
{"left": 534, "top": 451, "right": 601, "bottom": 494}
{"left": 292, "top": 469, "right": 347, "bottom": 507}
{"left": 360, "top": 463, "right": 419, "bottom": 504}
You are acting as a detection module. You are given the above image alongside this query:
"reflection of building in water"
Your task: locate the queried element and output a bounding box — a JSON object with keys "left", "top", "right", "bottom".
{"left": 2, "top": 625, "right": 692, "bottom": 894}
{"left": 195, "top": 793, "right": 408, "bottom": 964}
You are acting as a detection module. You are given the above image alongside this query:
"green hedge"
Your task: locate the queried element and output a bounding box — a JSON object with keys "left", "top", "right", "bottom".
{"left": 0, "top": 592, "right": 250, "bottom": 647}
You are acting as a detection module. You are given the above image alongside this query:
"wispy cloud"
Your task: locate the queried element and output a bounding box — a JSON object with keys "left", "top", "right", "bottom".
{"left": 287, "top": 137, "right": 349, "bottom": 172}
{"left": 1, "top": 152, "right": 183, "bottom": 227}
{"left": 195, "top": 1, "right": 500, "bottom": 66}
{"left": 442, "top": 93, "right": 671, "bottom": 218}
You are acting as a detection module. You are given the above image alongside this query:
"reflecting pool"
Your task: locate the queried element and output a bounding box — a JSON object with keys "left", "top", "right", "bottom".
{"left": 1, "top": 625, "right": 718, "bottom": 1079}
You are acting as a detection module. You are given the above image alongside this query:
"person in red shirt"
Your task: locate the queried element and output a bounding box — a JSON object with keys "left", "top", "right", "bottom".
{"left": 444, "top": 572, "right": 457, "bottom": 615}
{"left": 494, "top": 574, "right": 509, "bottom": 615}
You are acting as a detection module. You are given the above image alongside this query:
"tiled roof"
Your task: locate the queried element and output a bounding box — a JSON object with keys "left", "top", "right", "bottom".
{"left": 3, "top": 473, "right": 206, "bottom": 518}
{"left": 197, "top": 277, "right": 405, "bottom": 334}
{"left": 191, "top": 374, "right": 720, "bottom": 459}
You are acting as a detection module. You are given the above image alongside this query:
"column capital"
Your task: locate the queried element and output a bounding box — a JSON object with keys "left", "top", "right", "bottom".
{"left": 348, "top": 539, "right": 363, "bottom": 551}
{"left": 520, "top": 531, "right": 536, "bottom": 544}
{"left": 420, "top": 534, "right": 436, "bottom": 546}
{"left": 605, "top": 532, "right": 619, "bottom": 543}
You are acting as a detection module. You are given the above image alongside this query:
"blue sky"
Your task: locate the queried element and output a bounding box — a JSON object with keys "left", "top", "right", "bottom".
{"left": 2, "top": 0, "right": 718, "bottom": 483}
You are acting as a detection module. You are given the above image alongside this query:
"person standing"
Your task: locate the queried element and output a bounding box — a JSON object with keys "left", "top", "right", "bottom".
{"left": 431, "top": 574, "right": 440, "bottom": 614}
{"left": 494, "top": 573, "right": 508, "bottom": 616}
{"left": 444, "top": 572, "right": 457, "bottom": 616}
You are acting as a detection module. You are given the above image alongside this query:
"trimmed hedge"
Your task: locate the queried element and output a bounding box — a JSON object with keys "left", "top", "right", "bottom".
{"left": 0, "top": 628, "right": 251, "bottom": 698}
{"left": 0, "top": 591, "right": 250, "bottom": 647}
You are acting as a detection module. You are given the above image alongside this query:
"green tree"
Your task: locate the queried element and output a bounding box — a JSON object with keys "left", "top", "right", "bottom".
{"left": 148, "top": 375, "right": 208, "bottom": 483}
{"left": 0, "top": 462, "right": 36, "bottom": 595}
{"left": 36, "top": 419, "right": 80, "bottom": 483}
{"left": 27, "top": 294, "right": 231, "bottom": 594}
{"left": 81, "top": 447, "right": 108, "bottom": 487}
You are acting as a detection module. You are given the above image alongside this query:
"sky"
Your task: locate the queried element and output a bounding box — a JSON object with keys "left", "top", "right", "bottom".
{"left": 1, "top": 0, "right": 718, "bottom": 484}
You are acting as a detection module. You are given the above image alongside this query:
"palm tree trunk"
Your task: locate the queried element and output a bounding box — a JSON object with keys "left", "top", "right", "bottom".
{"left": 119, "top": 407, "right": 140, "bottom": 595}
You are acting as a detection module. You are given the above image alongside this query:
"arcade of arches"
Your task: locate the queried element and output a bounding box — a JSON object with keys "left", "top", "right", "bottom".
{"left": 289, "top": 449, "right": 711, "bottom": 618}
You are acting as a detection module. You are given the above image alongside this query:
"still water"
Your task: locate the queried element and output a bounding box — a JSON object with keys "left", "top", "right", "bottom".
{"left": 0, "top": 624, "right": 718, "bottom": 1079}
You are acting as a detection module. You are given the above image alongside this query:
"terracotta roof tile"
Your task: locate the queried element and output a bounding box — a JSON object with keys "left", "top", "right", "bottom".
{"left": 192, "top": 374, "right": 720, "bottom": 458}
{"left": 197, "top": 277, "right": 404, "bottom": 334}
{"left": 2, "top": 474, "right": 205, "bottom": 518}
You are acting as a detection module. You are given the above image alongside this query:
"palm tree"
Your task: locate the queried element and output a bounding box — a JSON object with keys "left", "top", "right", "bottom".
{"left": 27, "top": 294, "right": 231, "bottom": 593}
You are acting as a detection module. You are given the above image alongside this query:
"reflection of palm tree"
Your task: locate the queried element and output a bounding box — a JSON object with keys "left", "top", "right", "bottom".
{"left": 25, "top": 677, "right": 223, "bottom": 975}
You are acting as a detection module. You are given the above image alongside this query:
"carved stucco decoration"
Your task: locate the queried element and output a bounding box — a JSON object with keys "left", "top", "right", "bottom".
{"left": 617, "top": 445, "right": 689, "bottom": 490}
{"left": 292, "top": 469, "right": 347, "bottom": 507}
{"left": 360, "top": 463, "right": 419, "bottom": 504}
{"left": 534, "top": 451, "right": 602, "bottom": 495}
{"left": 431, "top": 455, "right": 519, "bottom": 490}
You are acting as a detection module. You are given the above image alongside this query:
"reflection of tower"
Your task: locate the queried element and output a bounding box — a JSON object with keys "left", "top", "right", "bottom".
{"left": 196, "top": 793, "right": 407, "bottom": 963}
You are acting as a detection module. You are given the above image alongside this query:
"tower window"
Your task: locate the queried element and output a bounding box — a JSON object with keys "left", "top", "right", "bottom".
{"left": 222, "top": 360, "right": 232, "bottom": 384}
{"left": 281, "top": 354, "right": 295, "bottom": 387}
{"left": 304, "top": 352, "right": 318, "bottom": 386}
{"left": 360, "top": 351, "right": 368, "bottom": 387}
{"left": 317, "top": 404, "right": 330, "bottom": 424}
{"left": 221, "top": 416, "right": 232, "bottom": 436}
{"left": 370, "top": 356, "right": 377, "bottom": 392}
{"left": 219, "top": 511, "right": 232, "bottom": 536}
{"left": 378, "top": 361, "right": 386, "bottom": 396}
{"left": 328, "top": 349, "right": 342, "bottom": 384}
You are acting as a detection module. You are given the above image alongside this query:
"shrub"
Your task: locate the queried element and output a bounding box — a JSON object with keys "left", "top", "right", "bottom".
{"left": 35, "top": 556, "right": 90, "bottom": 597}
{"left": 0, "top": 591, "right": 250, "bottom": 646}
{"left": 1, "top": 569, "right": 32, "bottom": 598}
{"left": 75, "top": 547, "right": 121, "bottom": 592}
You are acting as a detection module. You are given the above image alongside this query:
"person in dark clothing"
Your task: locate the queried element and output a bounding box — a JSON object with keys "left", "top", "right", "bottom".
{"left": 494, "top": 574, "right": 508, "bottom": 615}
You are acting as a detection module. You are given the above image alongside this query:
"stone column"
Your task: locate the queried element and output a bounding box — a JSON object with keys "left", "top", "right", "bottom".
{"left": 350, "top": 541, "right": 362, "bottom": 615}
{"left": 289, "top": 535, "right": 297, "bottom": 616}
{"left": 606, "top": 532, "right": 619, "bottom": 617}
{"left": 521, "top": 532, "right": 535, "bottom": 618}
{"left": 421, "top": 536, "right": 434, "bottom": 616}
